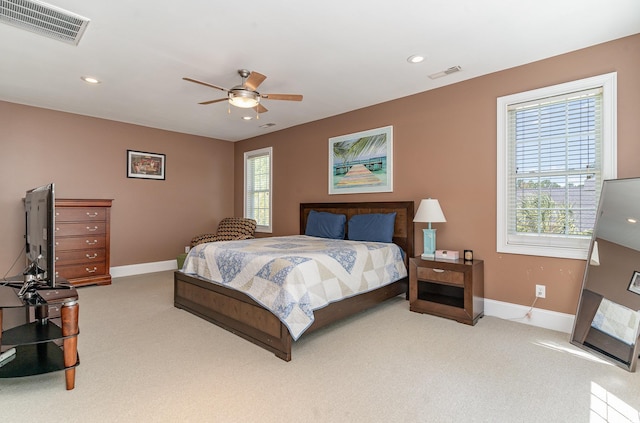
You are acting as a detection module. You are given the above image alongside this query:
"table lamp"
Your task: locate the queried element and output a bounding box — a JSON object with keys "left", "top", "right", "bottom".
{"left": 413, "top": 198, "right": 446, "bottom": 259}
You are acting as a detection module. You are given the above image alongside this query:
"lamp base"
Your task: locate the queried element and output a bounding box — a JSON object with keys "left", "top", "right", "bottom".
{"left": 421, "top": 253, "right": 435, "bottom": 260}
{"left": 422, "top": 228, "right": 437, "bottom": 260}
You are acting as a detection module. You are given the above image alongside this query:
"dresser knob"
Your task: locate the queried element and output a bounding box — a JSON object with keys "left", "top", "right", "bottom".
{"left": 86, "top": 226, "right": 98, "bottom": 231}
{"left": 86, "top": 212, "right": 98, "bottom": 217}
{"left": 86, "top": 240, "right": 98, "bottom": 245}
{"left": 86, "top": 253, "right": 98, "bottom": 259}
{"left": 85, "top": 267, "right": 97, "bottom": 273}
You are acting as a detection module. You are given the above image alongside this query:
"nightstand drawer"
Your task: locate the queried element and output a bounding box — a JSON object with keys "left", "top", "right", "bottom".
{"left": 416, "top": 267, "right": 464, "bottom": 286}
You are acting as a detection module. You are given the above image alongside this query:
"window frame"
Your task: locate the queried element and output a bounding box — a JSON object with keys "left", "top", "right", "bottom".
{"left": 244, "top": 146, "right": 273, "bottom": 233}
{"left": 496, "top": 72, "right": 617, "bottom": 260}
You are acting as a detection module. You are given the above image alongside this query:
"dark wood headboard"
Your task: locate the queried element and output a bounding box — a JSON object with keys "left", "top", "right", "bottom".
{"left": 300, "top": 201, "right": 415, "bottom": 260}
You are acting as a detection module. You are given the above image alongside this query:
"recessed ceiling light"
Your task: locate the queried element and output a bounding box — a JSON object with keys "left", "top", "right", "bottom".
{"left": 81, "top": 76, "right": 101, "bottom": 84}
{"left": 628, "top": 218, "right": 637, "bottom": 224}
{"left": 242, "top": 116, "right": 252, "bottom": 120}
{"left": 407, "top": 55, "right": 425, "bottom": 64}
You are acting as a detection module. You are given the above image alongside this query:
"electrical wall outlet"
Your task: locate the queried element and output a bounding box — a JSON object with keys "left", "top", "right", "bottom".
{"left": 184, "top": 246, "right": 190, "bottom": 253}
{"left": 535, "top": 284, "right": 546, "bottom": 298}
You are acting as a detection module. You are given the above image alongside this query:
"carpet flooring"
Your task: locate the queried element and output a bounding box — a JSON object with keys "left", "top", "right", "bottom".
{"left": 1, "top": 271, "right": 640, "bottom": 422}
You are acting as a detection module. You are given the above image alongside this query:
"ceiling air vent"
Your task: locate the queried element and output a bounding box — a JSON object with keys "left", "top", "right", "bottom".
{"left": 428, "top": 66, "right": 462, "bottom": 80}
{"left": 0, "top": 0, "right": 90, "bottom": 45}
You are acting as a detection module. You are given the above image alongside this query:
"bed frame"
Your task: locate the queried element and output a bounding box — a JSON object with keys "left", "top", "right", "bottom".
{"left": 173, "top": 201, "right": 414, "bottom": 361}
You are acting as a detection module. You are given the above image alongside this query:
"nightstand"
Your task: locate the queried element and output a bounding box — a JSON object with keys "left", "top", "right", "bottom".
{"left": 409, "top": 257, "right": 484, "bottom": 325}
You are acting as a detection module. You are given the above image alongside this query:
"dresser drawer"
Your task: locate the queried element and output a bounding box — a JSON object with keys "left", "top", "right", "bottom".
{"left": 416, "top": 267, "right": 464, "bottom": 286}
{"left": 55, "top": 207, "right": 107, "bottom": 222}
{"left": 55, "top": 222, "right": 107, "bottom": 237}
{"left": 56, "top": 248, "right": 106, "bottom": 265}
{"left": 55, "top": 235, "right": 106, "bottom": 251}
{"left": 56, "top": 262, "right": 107, "bottom": 279}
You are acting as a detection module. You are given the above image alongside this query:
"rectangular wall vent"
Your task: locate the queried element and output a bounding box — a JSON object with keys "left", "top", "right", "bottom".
{"left": 0, "top": 0, "right": 90, "bottom": 45}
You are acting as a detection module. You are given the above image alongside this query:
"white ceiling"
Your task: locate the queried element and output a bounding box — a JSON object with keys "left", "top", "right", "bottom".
{"left": 1, "top": 1, "right": 639, "bottom": 142}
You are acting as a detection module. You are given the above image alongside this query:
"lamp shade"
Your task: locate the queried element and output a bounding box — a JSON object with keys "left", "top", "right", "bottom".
{"left": 413, "top": 199, "right": 446, "bottom": 223}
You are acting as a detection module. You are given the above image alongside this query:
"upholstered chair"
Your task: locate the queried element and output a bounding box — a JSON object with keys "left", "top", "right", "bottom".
{"left": 190, "top": 217, "right": 257, "bottom": 247}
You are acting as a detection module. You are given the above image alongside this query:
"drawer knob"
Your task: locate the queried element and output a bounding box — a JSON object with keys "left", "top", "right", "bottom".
{"left": 86, "top": 226, "right": 98, "bottom": 231}
{"left": 86, "top": 239, "right": 98, "bottom": 245}
{"left": 86, "top": 253, "right": 98, "bottom": 259}
{"left": 433, "top": 269, "right": 445, "bottom": 273}
{"left": 85, "top": 267, "right": 97, "bottom": 273}
{"left": 86, "top": 212, "right": 98, "bottom": 217}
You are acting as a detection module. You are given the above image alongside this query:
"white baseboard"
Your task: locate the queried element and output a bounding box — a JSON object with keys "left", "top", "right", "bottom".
{"left": 109, "top": 262, "right": 576, "bottom": 334}
{"left": 110, "top": 259, "right": 178, "bottom": 278}
{"left": 484, "top": 298, "right": 575, "bottom": 334}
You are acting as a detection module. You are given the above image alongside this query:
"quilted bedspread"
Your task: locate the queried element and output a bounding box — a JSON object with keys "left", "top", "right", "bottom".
{"left": 181, "top": 235, "right": 407, "bottom": 340}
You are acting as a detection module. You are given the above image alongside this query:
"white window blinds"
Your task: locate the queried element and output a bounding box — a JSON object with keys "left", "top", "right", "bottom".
{"left": 507, "top": 88, "right": 602, "bottom": 239}
{"left": 496, "top": 72, "right": 617, "bottom": 259}
{"left": 244, "top": 147, "right": 272, "bottom": 232}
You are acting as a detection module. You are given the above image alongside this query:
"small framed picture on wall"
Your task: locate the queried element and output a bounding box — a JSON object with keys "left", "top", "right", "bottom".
{"left": 628, "top": 271, "right": 640, "bottom": 296}
{"left": 127, "top": 150, "right": 166, "bottom": 180}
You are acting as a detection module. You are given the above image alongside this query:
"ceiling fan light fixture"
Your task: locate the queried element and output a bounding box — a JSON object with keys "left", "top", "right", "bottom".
{"left": 229, "top": 88, "right": 260, "bottom": 108}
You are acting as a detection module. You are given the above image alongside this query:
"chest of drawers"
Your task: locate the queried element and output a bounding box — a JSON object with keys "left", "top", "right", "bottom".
{"left": 55, "top": 199, "right": 113, "bottom": 286}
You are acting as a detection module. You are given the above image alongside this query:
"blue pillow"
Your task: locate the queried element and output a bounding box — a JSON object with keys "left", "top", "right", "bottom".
{"left": 305, "top": 210, "right": 346, "bottom": 239}
{"left": 347, "top": 213, "right": 396, "bottom": 243}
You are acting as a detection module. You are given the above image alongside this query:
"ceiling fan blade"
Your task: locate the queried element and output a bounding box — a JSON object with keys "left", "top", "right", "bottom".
{"left": 261, "top": 93, "right": 303, "bottom": 101}
{"left": 183, "top": 77, "right": 227, "bottom": 92}
{"left": 255, "top": 104, "right": 268, "bottom": 113}
{"left": 244, "top": 71, "right": 266, "bottom": 91}
{"left": 198, "top": 98, "right": 228, "bottom": 105}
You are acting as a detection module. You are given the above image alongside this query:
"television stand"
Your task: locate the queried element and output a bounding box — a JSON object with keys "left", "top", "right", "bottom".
{"left": 0, "top": 280, "right": 79, "bottom": 390}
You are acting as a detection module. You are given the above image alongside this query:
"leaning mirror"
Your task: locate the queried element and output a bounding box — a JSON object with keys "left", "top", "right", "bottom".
{"left": 571, "top": 177, "right": 640, "bottom": 371}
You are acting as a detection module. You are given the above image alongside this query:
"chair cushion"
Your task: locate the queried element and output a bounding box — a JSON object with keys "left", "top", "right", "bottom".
{"left": 191, "top": 217, "right": 257, "bottom": 247}
{"left": 215, "top": 217, "right": 257, "bottom": 241}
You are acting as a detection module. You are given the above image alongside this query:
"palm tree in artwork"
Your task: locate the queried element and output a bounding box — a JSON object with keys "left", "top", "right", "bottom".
{"left": 344, "top": 133, "right": 387, "bottom": 163}
{"left": 333, "top": 133, "right": 387, "bottom": 171}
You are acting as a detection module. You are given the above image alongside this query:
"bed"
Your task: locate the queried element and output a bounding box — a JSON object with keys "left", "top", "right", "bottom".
{"left": 173, "top": 201, "right": 414, "bottom": 361}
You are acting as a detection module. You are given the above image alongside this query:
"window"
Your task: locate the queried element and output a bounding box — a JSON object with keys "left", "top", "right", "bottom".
{"left": 244, "top": 147, "right": 272, "bottom": 233}
{"left": 497, "top": 73, "right": 617, "bottom": 259}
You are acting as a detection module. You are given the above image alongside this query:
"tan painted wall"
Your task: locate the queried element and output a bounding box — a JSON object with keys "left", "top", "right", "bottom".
{"left": 0, "top": 102, "right": 235, "bottom": 270}
{"left": 233, "top": 34, "right": 640, "bottom": 315}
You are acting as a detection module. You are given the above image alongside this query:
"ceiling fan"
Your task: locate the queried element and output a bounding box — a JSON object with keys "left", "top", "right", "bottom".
{"left": 183, "top": 69, "right": 303, "bottom": 114}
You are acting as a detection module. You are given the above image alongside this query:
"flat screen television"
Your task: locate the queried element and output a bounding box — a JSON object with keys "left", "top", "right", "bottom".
{"left": 23, "top": 183, "right": 56, "bottom": 289}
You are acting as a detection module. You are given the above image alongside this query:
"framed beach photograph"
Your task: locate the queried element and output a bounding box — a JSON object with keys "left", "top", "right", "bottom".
{"left": 328, "top": 125, "right": 393, "bottom": 195}
{"left": 127, "top": 150, "right": 166, "bottom": 180}
{"left": 628, "top": 271, "right": 640, "bottom": 296}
